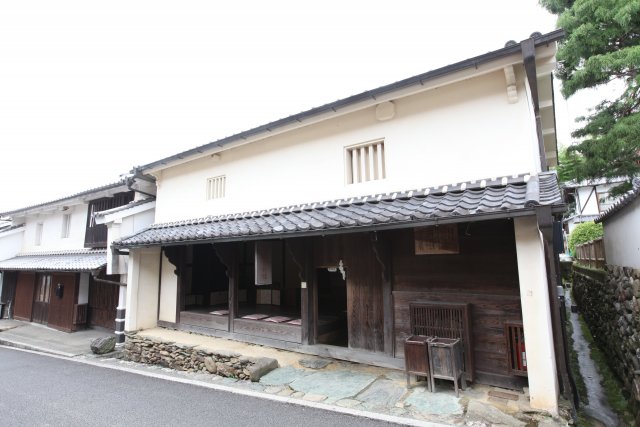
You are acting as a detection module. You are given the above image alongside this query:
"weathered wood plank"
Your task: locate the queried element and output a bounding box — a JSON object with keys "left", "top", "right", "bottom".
{"left": 233, "top": 318, "right": 302, "bottom": 343}
{"left": 179, "top": 311, "right": 228, "bottom": 330}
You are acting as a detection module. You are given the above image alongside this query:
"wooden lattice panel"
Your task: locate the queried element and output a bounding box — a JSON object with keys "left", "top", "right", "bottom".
{"left": 409, "top": 302, "right": 473, "bottom": 381}
{"left": 505, "top": 322, "right": 527, "bottom": 376}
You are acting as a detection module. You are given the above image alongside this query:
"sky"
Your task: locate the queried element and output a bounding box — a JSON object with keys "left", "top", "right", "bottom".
{"left": 0, "top": 1, "right": 594, "bottom": 213}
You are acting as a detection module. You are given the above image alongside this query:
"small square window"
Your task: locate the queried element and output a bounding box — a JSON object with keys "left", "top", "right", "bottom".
{"left": 345, "top": 140, "right": 386, "bottom": 184}
{"left": 206, "top": 175, "right": 226, "bottom": 200}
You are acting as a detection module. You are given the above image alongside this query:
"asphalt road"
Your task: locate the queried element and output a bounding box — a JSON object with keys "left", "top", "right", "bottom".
{"left": 0, "top": 347, "right": 397, "bottom": 427}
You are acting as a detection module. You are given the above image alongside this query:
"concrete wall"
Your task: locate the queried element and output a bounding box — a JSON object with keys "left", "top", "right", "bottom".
{"left": 154, "top": 68, "right": 541, "bottom": 223}
{"left": 20, "top": 204, "right": 88, "bottom": 252}
{"left": 158, "top": 252, "right": 178, "bottom": 323}
{"left": 514, "top": 216, "right": 558, "bottom": 414}
{"left": 603, "top": 196, "right": 640, "bottom": 269}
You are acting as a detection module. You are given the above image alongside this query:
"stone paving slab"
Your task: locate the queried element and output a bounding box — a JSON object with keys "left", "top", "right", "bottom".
{"left": 356, "top": 378, "right": 407, "bottom": 411}
{"left": 290, "top": 370, "right": 377, "bottom": 403}
{"left": 405, "top": 389, "right": 463, "bottom": 417}
{"left": 259, "top": 366, "right": 311, "bottom": 386}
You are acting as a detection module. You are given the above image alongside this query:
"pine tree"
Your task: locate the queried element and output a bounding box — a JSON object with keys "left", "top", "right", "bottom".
{"left": 540, "top": 0, "right": 640, "bottom": 194}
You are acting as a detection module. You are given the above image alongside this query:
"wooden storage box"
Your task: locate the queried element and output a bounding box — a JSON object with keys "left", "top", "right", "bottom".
{"left": 404, "top": 335, "right": 432, "bottom": 389}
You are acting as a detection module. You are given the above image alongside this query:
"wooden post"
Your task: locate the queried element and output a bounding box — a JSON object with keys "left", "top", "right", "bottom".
{"left": 288, "top": 238, "right": 315, "bottom": 345}
{"left": 214, "top": 242, "right": 239, "bottom": 333}
{"left": 372, "top": 233, "right": 394, "bottom": 357}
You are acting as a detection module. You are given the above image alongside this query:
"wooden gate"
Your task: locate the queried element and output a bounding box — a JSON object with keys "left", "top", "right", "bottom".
{"left": 32, "top": 274, "right": 52, "bottom": 324}
{"left": 13, "top": 272, "right": 36, "bottom": 321}
{"left": 88, "top": 279, "right": 119, "bottom": 330}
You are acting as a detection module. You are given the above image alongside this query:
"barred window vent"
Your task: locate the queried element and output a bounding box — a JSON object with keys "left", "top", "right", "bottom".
{"left": 346, "top": 140, "right": 386, "bottom": 184}
{"left": 206, "top": 175, "right": 226, "bottom": 200}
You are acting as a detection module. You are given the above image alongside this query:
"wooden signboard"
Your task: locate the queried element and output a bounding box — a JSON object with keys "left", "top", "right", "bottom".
{"left": 414, "top": 224, "right": 459, "bottom": 255}
{"left": 255, "top": 241, "right": 273, "bottom": 285}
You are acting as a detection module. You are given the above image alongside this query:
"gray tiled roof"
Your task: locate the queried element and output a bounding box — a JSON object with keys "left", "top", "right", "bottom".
{"left": 0, "top": 249, "right": 107, "bottom": 272}
{"left": 115, "top": 172, "right": 564, "bottom": 248}
{"left": 596, "top": 178, "right": 640, "bottom": 223}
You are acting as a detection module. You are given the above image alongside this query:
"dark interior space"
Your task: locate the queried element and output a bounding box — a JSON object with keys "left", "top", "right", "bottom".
{"left": 316, "top": 268, "right": 348, "bottom": 346}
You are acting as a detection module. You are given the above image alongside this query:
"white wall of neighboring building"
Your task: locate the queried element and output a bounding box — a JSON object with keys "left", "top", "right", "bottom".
{"left": 0, "top": 227, "right": 24, "bottom": 261}
{"left": 125, "top": 247, "right": 161, "bottom": 331}
{"left": 603, "top": 196, "right": 640, "bottom": 269}
{"left": 154, "top": 67, "right": 541, "bottom": 223}
{"left": 575, "top": 183, "right": 620, "bottom": 217}
{"left": 20, "top": 204, "right": 88, "bottom": 253}
{"left": 101, "top": 202, "right": 156, "bottom": 275}
{"left": 158, "top": 253, "right": 178, "bottom": 323}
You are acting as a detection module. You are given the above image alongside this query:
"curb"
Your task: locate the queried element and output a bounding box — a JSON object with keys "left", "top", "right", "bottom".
{"left": 1, "top": 344, "right": 452, "bottom": 427}
{"left": 0, "top": 338, "right": 78, "bottom": 358}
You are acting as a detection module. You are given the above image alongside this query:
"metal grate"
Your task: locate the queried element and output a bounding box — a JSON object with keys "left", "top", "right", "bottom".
{"left": 505, "top": 322, "right": 527, "bottom": 376}
{"left": 409, "top": 302, "right": 473, "bottom": 381}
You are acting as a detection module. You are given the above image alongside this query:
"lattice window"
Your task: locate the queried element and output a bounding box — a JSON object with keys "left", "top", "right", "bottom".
{"left": 345, "top": 140, "right": 385, "bottom": 184}
{"left": 206, "top": 175, "right": 226, "bottom": 200}
{"left": 409, "top": 302, "right": 473, "bottom": 381}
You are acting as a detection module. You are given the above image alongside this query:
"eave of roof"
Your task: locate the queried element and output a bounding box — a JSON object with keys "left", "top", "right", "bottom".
{"left": 135, "top": 29, "right": 564, "bottom": 174}
{"left": 596, "top": 179, "right": 640, "bottom": 223}
{"left": 0, "top": 181, "right": 129, "bottom": 218}
{"left": 94, "top": 198, "right": 156, "bottom": 221}
{"left": 0, "top": 249, "right": 107, "bottom": 272}
{"left": 114, "top": 172, "right": 564, "bottom": 249}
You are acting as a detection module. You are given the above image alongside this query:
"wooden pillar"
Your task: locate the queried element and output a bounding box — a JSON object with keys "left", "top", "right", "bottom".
{"left": 214, "top": 242, "right": 239, "bottom": 333}
{"left": 372, "top": 233, "right": 394, "bottom": 357}
{"left": 287, "top": 238, "right": 316, "bottom": 345}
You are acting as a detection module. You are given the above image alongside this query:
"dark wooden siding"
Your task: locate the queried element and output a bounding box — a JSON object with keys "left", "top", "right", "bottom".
{"left": 391, "top": 220, "right": 523, "bottom": 387}
{"left": 88, "top": 278, "right": 119, "bottom": 330}
{"left": 47, "top": 273, "right": 78, "bottom": 332}
{"left": 85, "top": 192, "right": 134, "bottom": 248}
{"left": 13, "top": 272, "right": 36, "bottom": 321}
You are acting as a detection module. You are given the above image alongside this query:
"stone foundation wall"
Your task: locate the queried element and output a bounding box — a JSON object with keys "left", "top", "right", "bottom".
{"left": 572, "top": 264, "right": 640, "bottom": 419}
{"left": 124, "top": 334, "right": 278, "bottom": 381}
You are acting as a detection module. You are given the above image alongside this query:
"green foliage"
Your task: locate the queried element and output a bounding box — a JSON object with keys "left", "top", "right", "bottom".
{"left": 568, "top": 221, "right": 603, "bottom": 254}
{"left": 556, "top": 146, "right": 584, "bottom": 182}
{"left": 540, "top": 0, "right": 640, "bottom": 195}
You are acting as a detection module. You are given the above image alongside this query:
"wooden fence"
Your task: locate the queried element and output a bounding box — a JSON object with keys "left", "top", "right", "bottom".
{"left": 575, "top": 238, "right": 606, "bottom": 269}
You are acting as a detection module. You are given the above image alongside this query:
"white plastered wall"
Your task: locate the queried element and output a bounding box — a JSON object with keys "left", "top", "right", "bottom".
{"left": 0, "top": 227, "right": 24, "bottom": 261}
{"left": 125, "top": 247, "right": 161, "bottom": 331}
{"left": 158, "top": 252, "right": 178, "bottom": 323}
{"left": 603, "top": 196, "right": 640, "bottom": 269}
{"left": 155, "top": 68, "right": 540, "bottom": 223}
{"left": 21, "top": 204, "right": 88, "bottom": 252}
{"left": 514, "top": 216, "right": 558, "bottom": 414}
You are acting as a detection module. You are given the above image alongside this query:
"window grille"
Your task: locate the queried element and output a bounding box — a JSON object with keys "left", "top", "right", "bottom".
{"left": 206, "top": 175, "right": 226, "bottom": 200}
{"left": 346, "top": 140, "right": 385, "bottom": 184}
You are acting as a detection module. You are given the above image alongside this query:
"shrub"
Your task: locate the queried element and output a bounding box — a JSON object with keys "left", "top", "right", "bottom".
{"left": 568, "top": 221, "right": 603, "bottom": 255}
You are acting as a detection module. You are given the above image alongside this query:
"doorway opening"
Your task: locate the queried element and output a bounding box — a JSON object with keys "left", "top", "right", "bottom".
{"left": 316, "top": 268, "right": 348, "bottom": 347}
